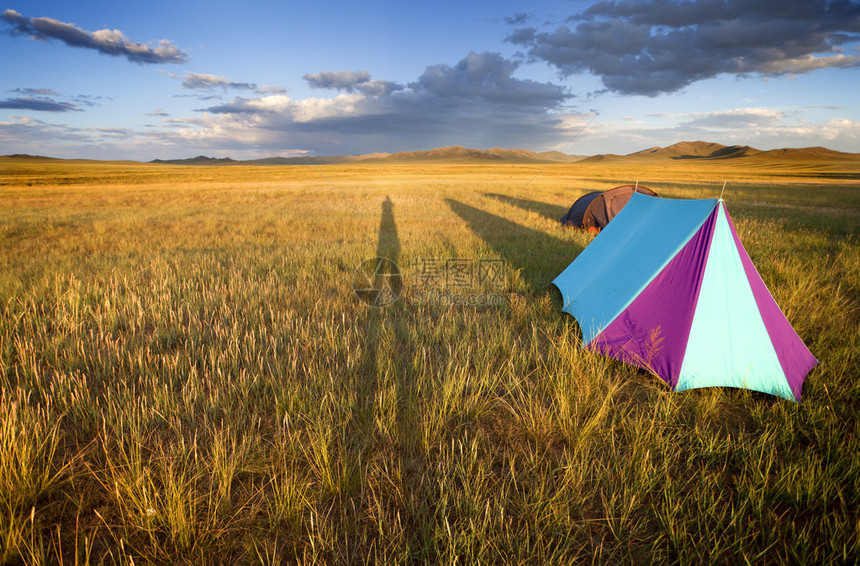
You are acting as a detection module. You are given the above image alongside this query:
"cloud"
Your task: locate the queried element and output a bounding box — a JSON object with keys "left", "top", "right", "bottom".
{"left": 635, "top": 108, "right": 789, "bottom": 136}
{"left": 203, "top": 94, "right": 297, "bottom": 115}
{"left": 407, "top": 51, "right": 568, "bottom": 107}
{"left": 507, "top": 0, "right": 860, "bottom": 96}
{"left": 304, "top": 70, "right": 403, "bottom": 96}
{"left": 1, "top": 9, "right": 188, "bottom": 64}
{"left": 680, "top": 107, "right": 786, "bottom": 129}
{"left": 0, "top": 89, "right": 108, "bottom": 112}
{"left": 72, "top": 94, "right": 109, "bottom": 107}
{"left": 0, "top": 96, "right": 81, "bottom": 112}
{"left": 504, "top": 13, "right": 532, "bottom": 25}
{"left": 0, "top": 116, "right": 133, "bottom": 147}
{"left": 583, "top": 105, "right": 860, "bottom": 154}
{"left": 162, "top": 71, "right": 286, "bottom": 96}
{"left": 178, "top": 72, "right": 258, "bottom": 91}
{"left": 10, "top": 87, "right": 59, "bottom": 96}
{"left": 177, "top": 51, "right": 577, "bottom": 155}
{"left": 258, "top": 85, "right": 287, "bottom": 95}
{"left": 304, "top": 70, "right": 371, "bottom": 90}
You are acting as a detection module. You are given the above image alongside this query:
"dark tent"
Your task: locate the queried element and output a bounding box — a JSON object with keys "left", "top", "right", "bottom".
{"left": 560, "top": 185, "right": 658, "bottom": 232}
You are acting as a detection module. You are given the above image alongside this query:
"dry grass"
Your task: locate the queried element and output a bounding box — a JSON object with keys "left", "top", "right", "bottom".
{"left": 0, "top": 155, "right": 858, "bottom": 564}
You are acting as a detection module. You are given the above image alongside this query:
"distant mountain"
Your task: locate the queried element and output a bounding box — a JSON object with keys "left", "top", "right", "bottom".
{"left": 628, "top": 141, "right": 761, "bottom": 159}
{"left": 3, "top": 154, "right": 61, "bottom": 161}
{"left": 755, "top": 146, "right": 860, "bottom": 161}
{"left": 376, "top": 145, "right": 585, "bottom": 162}
{"left": 0, "top": 154, "right": 138, "bottom": 164}
{"left": 5, "top": 142, "right": 857, "bottom": 165}
{"left": 147, "top": 145, "right": 587, "bottom": 165}
{"left": 579, "top": 153, "right": 626, "bottom": 163}
{"left": 584, "top": 141, "right": 857, "bottom": 162}
{"left": 150, "top": 155, "right": 239, "bottom": 165}
{"left": 538, "top": 150, "right": 585, "bottom": 162}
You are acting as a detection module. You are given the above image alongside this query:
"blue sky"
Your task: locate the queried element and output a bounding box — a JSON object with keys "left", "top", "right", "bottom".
{"left": 1, "top": 0, "right": 858, "bottom": 160}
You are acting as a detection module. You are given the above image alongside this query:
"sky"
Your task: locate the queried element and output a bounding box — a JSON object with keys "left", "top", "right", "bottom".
{"left": 1, "top": 0, "right": 859, "bottom": 160}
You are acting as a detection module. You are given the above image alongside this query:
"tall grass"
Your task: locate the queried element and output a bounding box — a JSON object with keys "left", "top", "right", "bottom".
{"left": 0, "top": 156, "right": 858, "bottom": 563}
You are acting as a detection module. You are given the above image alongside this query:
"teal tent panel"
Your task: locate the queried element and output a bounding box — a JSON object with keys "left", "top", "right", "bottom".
{"left": 677, "top": 205, "right": 794, "bottom": 400}
{"left": 725, "top": 211, "right": 818, "bottom": 399}
{"left": 553, "top": 194, "right": 718, "bottom": 343}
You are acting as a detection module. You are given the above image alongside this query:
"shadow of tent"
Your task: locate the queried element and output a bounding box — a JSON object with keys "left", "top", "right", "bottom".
{"left": 444, "top": 198, "right": 582, "bottom": 293}
{"left": 484, "top": 193, "right": 569, "bottom": 223}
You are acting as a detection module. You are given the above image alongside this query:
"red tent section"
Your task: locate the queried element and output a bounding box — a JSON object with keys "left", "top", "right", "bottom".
{"left": 561, "top": 185, "right": 658, "bottom": 232}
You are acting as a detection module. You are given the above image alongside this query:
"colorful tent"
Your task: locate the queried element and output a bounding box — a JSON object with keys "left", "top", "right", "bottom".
{"left": 553, "top": 193, "right": 817, "bottom": 402}
{"left": 560, "top": 185, "right": 657, "bottom": 232}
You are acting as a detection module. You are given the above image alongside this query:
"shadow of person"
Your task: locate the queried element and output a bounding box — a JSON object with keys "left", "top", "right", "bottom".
{"left": 351, "top": 196, "right": 429, "bottom": 556}
{"left": 354, "top": 196, "right": 403, "bottom": 307}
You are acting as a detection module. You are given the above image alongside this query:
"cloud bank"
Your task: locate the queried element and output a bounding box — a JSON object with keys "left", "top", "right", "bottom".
{"left": 507, "top": 0, "right": 860, "bottom": 96}
{"left": 1, "top": 9, "right": 188, "bottom": 64}
{"left": 183, "top": 51, "right": 576, "bottom": 154}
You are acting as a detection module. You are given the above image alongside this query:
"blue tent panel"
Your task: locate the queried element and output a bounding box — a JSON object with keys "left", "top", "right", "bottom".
{"left": 553, "top": 193, "right": 719, "bottom": 343}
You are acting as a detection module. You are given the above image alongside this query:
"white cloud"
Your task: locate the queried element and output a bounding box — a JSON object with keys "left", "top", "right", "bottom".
{"left": 581, "top": 106, "right": 860, "bottom": 154}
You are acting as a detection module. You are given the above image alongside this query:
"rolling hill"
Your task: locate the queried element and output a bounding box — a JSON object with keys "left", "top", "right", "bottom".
{"left": 5, "top": 141, "right": 858, "bottom": 165}
{"left": 582, "top": 141, "right": 858, "bottom": 163}
{"left": 147, "top": 145, "right": 586, "bottom": 165}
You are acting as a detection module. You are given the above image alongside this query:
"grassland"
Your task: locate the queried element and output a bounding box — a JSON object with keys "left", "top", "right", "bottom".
{"left": 0, "top": 155, "right": 858, "bottom": 564}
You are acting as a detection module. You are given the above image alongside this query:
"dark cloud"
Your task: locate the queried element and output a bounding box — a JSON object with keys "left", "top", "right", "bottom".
{"left": 505, "top": 27, "right": 537, "bottom": 45}
{"left": 504, "top": 13, "right": 532, "bottom": 25}
{"left": 304, "top": 70, "right": 403, "bottom": 96}
{"left": 0, "top": 96, "right": 81, "bottom": 112}
{"left": 0, "top": 89, "right": 107, "bottom": 112}
{"left": 1, "top": 9, "right": 188, "bottom": 64}
{"left": 202, "top": 97, "right": 268, "bottom": 114}
{"left": 406, "top": 51, "right": 567, "bottom": 107}
{"left": 194, "top": 51, "right": 577, "bottom": 154}
{"left": 508, "top": 0, "right": 860, "bottom": 96}
{"left": 304, "top": 70, "right": 371, "bottom": 90}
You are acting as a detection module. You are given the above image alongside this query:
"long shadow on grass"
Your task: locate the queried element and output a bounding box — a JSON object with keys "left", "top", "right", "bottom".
{"left": 445, "top": 198, "right": 582, "bottom": 293}
{"left": 377, "top": 196, "right": 400, "bottom": 271}
{"left": 350, "top": 196, "right": 430, "bottom": 558}
{"left": 484, "top": 193, "right": 570, "bottom": 223}
{"left": 355, "top": 195, "right": 402, "bottom": 427}
{"left": 351, "top": 196, "right": 403, "bottom": 497}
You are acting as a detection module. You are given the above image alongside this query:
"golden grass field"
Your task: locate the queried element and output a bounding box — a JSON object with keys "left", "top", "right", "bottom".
{"left": 1, "top": 154, "right": 858, "bottom": 564}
